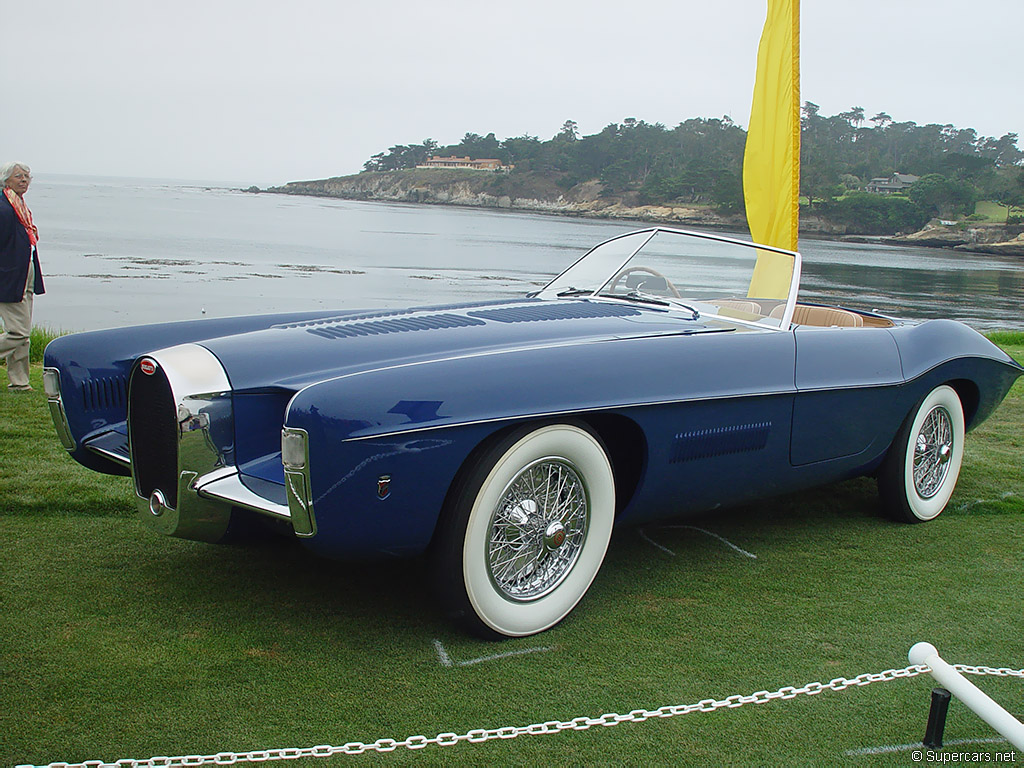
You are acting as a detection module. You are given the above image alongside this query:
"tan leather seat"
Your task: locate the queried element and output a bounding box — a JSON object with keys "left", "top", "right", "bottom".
{"left": 714, "top": 300, "right": 762, "bottom": 315}
{"left": 770, "top": 303, "right": 864, "bottom": 328}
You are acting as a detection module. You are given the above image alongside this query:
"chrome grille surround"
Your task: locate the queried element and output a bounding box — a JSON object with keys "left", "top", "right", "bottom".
{"left": 127, "top": 344, "right": 237, "bottom": 543}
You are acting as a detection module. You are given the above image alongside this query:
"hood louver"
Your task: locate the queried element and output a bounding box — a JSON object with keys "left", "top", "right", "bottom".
{"left": 468, "top": 303, "right": 642, "bottom": 324}
{"left": 306, "top": 313, "right": 486, "bottom": 340}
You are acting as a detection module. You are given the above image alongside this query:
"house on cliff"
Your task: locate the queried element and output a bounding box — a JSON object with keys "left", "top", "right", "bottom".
{"left": 865, "top": 173, "right": 919, "bottom": 194}
{"left": 416, "top": 155, "right": 511, "bottom": 171}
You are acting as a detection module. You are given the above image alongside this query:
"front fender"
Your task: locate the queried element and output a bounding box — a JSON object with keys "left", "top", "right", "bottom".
{"left": 43, "top": 309, "right": 352, "bottom": 474}
{"left": 281, "top": 417, "right": 499, "bottom": 559}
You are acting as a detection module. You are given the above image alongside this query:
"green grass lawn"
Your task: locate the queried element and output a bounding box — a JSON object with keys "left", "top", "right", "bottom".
{"left": 974, "top": 200, "right": 1024, "bottom": 224}
{"left": 2, "top": 341, "right": 1022, "bottom": 766}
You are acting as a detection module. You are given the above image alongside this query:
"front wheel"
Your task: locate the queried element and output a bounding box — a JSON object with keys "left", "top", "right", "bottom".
{"left": 431, "top": 423, "right": 616, "bottom": 638}
{"left": 878, "top": 384, "right": 965, "bottom": 523}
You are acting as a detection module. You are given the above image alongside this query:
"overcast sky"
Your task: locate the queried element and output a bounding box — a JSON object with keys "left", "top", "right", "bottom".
{"left": 3, "top": 0, "right": 1020, "bottom": 186}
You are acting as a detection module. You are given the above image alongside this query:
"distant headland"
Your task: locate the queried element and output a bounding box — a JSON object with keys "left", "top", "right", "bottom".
{"left": 259, "top": 107, "right": 1024, "bottom": 256}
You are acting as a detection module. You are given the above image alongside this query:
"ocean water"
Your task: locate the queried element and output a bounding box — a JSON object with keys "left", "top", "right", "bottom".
{"left": 25, "top": 174, "right": 1024, "bottom": 332}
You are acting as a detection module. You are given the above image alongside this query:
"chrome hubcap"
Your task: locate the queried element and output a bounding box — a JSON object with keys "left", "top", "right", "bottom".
{"left": 913, "top": 406, "right": 954, "bottom": 499}
{"left": 544, "top": 520, "right": 567, "bottom": 550}
{"left": 487, "top": 458, "right": 589, "bottom": 601}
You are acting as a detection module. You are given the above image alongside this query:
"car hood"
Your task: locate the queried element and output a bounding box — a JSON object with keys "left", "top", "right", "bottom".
{"left": 198, "top": 298, "right": 735, "bottom": 393}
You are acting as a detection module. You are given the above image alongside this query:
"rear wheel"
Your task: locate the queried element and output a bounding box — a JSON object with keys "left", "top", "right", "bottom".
{"left": 431, "top": 423, "right": 615, "bottom": 638}
{"left": 878, "top": 384, "right": 965, "bottom": 523}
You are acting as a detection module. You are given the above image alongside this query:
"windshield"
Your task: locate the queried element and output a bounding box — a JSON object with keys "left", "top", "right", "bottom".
{"left": 535, "top": 228, "right": 801, "bottom": 328}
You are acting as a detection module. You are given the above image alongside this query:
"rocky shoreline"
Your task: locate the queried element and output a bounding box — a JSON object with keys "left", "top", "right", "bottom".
{"left": 261, "top": 171, "right": 1024, "bottom": 257}
{"left": 886, "top": 224, "right": 1024, "bottom": 256}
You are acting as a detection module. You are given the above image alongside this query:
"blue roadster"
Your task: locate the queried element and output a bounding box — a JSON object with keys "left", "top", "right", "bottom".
{"left": 44, "top": 228, "right": 1022, "bottom": 637}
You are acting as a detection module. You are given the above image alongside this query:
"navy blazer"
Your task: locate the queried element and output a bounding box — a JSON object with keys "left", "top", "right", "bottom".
{"left": 0, "top": 192, "right": 45, "bottom": 302}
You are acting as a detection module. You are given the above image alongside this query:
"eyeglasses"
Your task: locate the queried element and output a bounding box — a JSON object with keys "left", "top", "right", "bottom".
{"left": 10, "top": 172, "right": 31, "bottom": 181}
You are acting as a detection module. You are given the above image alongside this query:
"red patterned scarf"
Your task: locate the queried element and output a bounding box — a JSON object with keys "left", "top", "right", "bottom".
{"left": 4, "top": 187, "right": 38, "bottom": 246}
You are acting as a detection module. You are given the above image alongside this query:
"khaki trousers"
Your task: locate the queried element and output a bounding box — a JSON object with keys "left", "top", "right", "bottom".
{"left": 0, "top": 258, "right": 35, "bottom": 388}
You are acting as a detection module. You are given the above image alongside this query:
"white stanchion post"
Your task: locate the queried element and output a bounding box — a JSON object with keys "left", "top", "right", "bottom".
{"left": 909, "top": 642, "right": 1024, "bottom": 751}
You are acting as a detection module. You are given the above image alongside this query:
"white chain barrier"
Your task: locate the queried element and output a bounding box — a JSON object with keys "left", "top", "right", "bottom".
{"left": 17, "top": 661, "right": 1024, "bottom": 767}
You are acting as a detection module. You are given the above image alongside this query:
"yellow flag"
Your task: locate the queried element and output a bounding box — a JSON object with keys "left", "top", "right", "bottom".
{"left": 744, "top": 0, "right": 800, "bottom": 298}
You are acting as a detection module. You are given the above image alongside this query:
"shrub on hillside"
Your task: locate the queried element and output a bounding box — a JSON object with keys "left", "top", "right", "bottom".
{"left": 818, "top": 192, "right": 929, "bottom": 235}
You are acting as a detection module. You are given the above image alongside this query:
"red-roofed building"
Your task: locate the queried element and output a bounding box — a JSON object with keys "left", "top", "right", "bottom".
{"left": 417, "top": 156, "right": 509, "bottom": 171}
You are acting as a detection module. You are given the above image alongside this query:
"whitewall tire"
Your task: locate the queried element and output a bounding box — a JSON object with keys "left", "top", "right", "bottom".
{"left": 431, "top": 423, "right": 615, "bottom": 638}
{"left": 879, "top": 384, "right": 965, "bottom": 523}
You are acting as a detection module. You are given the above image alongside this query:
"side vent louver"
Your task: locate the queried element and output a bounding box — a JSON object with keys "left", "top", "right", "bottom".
{"left": 81, "top": 376, "right": 128, "bottom": 412}
{"left": 670, "top": 422, "right": 772, "bottom": 463}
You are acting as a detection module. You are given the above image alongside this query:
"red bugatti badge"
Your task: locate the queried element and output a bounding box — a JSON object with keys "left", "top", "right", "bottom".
{"left": 139, "top": 358, "right": 158, "bottom": 376}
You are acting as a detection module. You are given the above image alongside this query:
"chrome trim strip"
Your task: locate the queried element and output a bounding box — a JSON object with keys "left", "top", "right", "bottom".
{"left": 193, "top": 467, "right": 291, "bottom": 520}
{"left": 85, "top": 443, "right": 131, "bottom": 468}
{"left": 785, "top": 257, "right": 802, "bottom": 330}
{"left": 281, "top": 427, "right": 316, "bottom": 537}
{"left": 43, "top": 367, "right": 76, "bottom": 451}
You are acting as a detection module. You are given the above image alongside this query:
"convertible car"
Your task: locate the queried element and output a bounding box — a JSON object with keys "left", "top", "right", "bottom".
{"left": 44, "top": 228, "right": 1022, "bottom": 638}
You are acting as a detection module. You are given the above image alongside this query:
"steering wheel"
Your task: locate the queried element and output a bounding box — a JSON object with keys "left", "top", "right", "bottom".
{"left": 607, "top": 266, "right": 682, "bottom": 298}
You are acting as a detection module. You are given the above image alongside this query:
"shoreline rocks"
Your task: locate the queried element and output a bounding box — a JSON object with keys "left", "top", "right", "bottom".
{"left": 954, "top": 232, "right": 1024, "bottom": 256}
{"left": 265, "top": 172, "right": 750, "bottom": 231}
{"left": 263, "top": 172, "right": 1023, "bottom": 257}
{"left": 889, "top": 221, "right": 1024, "bottom": 256}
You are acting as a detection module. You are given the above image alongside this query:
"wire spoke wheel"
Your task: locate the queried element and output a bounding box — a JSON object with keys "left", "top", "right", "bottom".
{"left": 879, "top": 385, "right": 964, "bottom": 523}
{"left": 431, "top": 422, "right": 615, "bottom": 638}
{"left": 488, "top": 458, "right": 589, "bottom": 601}
{"left": 913, "top": 406, "right": 954, "bottom": 499}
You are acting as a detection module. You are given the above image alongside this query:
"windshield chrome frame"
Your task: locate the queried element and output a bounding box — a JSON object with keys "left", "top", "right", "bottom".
{"left": 535, "top": 227, "right": 802, "bottom": 331}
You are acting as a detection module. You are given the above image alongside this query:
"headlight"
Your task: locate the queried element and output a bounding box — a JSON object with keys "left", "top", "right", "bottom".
{"left": 281, "top": 428, "right": 308, "bottom": 470}
{"left": 43, "top": 368, "right": 62, "bottom": 399}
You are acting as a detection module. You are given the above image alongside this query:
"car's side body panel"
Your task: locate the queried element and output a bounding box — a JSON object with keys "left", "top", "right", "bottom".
{"left": 283, "top": 326, "right": 794, "bottom": 443}
{"left": 791, "top": 327, "right": 905, "bottom": 466}
{"left": 282, "top": 327, "right": 798, "bottom": 556}
{"left": 610, "top": 393, "right": 799, "bottom": 526}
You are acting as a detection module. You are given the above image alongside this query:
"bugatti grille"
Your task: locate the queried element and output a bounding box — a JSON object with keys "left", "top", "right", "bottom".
{"left": 129, "top": 365, "right": 179, "bottom": 509}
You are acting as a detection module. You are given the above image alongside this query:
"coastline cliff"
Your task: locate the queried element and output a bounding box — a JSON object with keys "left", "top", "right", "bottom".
{"left": 263, "top": 170, "right": 1024, "bottom": 256}
{"left": 265, "top": 169, "right": 749, "bottom": 229}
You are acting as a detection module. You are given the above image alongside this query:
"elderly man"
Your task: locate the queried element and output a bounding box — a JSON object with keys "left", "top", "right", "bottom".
{"left": 1, "top": 161, "right": 45, "bottom": 391}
